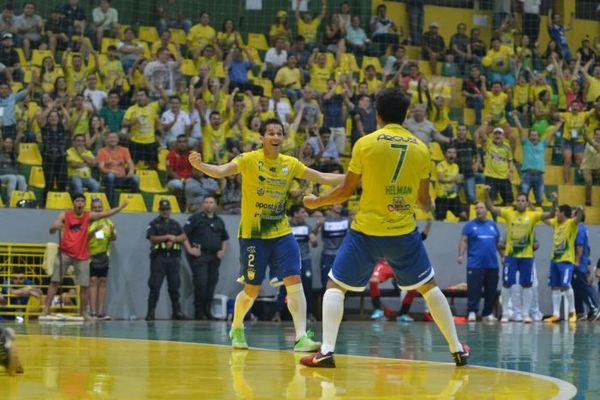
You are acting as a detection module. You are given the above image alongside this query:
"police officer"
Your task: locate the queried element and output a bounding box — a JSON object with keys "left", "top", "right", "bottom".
{"left": 183, "top": 194, "right": 229, "bottom": 320}
{"left": 146, "top": 199, "right": 187, "bottom": 321}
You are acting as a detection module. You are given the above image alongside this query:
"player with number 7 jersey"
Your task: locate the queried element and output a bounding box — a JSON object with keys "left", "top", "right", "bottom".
{"left": 300, "top": 89, "right": 468, "bottom": 369}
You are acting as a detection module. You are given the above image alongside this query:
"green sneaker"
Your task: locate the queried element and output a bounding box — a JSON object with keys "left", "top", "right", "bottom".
{"left": 229, "top": 327, "right": 248, "bottom": 349}
{"left": 294, "top": 330, "right": 321, "bottom": 352}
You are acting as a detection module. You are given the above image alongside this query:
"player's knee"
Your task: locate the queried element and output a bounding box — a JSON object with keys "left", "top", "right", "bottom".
{"left": 416, "top": 278, "right": 437, "bottom": 295}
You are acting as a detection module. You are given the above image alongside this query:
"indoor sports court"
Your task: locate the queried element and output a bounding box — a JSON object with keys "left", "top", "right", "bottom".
{"left": 1, "top": 320, "right": 594, "bottom": 399}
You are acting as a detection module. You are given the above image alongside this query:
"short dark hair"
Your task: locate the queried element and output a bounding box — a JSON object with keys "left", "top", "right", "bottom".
{"left": 574, "top": 207, "right": 585, "bottom": 222}
{"left": 289, "top": 204, "right": 305, "bottom": 216}
{"left": 137, "top": 88, "right": 149, "bottom": 96}
{"left": 375, "top": 88, "right": 410, "bottom": 125}
{"left": 558, "top": 204, "right": 572, "bottom": 218}
{"left": 319, "top": 127, "right": 331, "bottom": 136}
{"left": 259, "top": 118, "right": 284, "bottom": 136}
{"left": 169, "top": 95, "right": 181, "bottom": 102}
{"left": 108, "top": 89, "right": 120, "bottom": 97}
{"left": 176, "top": 134, "right": 187, "bottom": 141}
{"left": 72, "top": 192, "right": 85, "bottom": 202}
{"left": 516, "top": 192, "right": 528, "bottom": 200}
{"left": 203, "top": 194, "right": 217, "bottom": 202}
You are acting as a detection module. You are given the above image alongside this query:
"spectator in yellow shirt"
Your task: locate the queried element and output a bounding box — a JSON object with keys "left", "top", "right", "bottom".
{"left": 482, "top": 80, "right": 513, "bottom": 146}
{"left": 308, "top": 50, "right": 336, "bottom": 94}
{"left": 269, "top": 10, "right": 293, "bottom": 47}
{"left": 435, "top": 146, "right": 467, "bottom": 221}
{"left": 486, "top": 37, "right": 515, "bottom": 87}
{"left": 216, "top": 19, "right": 243, "bottom": 55}
{"left": 480, "top": 126, "right": 514, "bottom": 205}
{"left": 187, "top": 12, "right": 216, "bottom": 60}
{"left": 295, "top": 0, "right": 326, "bottom": 48}
{"left": 275, "top": 54, "right": 304, "bottom": 103}
{"left": 581, "top": 58, "right": 600, "bottom": 106}
{"left": 151, "top": 31, "right": 181, "bottom": 60}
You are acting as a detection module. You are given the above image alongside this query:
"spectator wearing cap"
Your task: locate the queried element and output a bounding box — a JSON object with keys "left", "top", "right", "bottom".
{"left": 421, "top": 21, "right": 446, "bottom": 76}
{"left": 156, "top": 0, "right": 192, "bottom": 36}
{"left": 0, "top": 4, "right": 16, "bottom": 36}
{"left": 14, "top": 2, "right": 43, "bottom": 61}
{"left": 145, "top": 199, "right": 187, "bottom": 321}
{"left": 269, "top": 10, "right": 292, "bottom": 47}
{"left": 183, "top": 194, "right": 229, "bottom": 320}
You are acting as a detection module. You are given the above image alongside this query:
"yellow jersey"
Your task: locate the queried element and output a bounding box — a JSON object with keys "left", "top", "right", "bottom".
{"left": 548, "top": 218, "right": 579, "bottom": 263}
{"left": 66, "top": 147, "right": 94, "bottom": 178}
{"left": 486, "top": 46, "right": 512, "bottom": 73}
{"left": 69, "top": 109, "right": 89, "bottom": 136}
{"left": 88, "top": 218, "right": 115, "bottom": 256}
{"left": 484, "top": 92, "right": 508, "bottom": 125}
{"left": 348, "top": 124, "right": 431, "bottom": 236}
{"left": 242, "top": 127, "right": 262, "bottom": 150}
{"left": 529, "top": 83, "right": 553, "bottom": 103}
{"left": 202, "top": 123, "right": 228, "bottom": 164}
{"left": 587, "top": 110, "right": 600, "bottom": 134}
{"left": 561, "top": 111, "right": 587, "bottom": 142}
{"left": 187, "top": 24, "right": 216, "bottom": 49}
{"left": 274, "top": 66, "right": 302, "bottom": 90}
{"left": 41, "top": 68, "right": 64, "bottom": 93}
{"left": 297, "top": 18, "right": 321, "bottom": 43}
{"left": 429, "top": 105, "right": 451, "bottom": 132}
{"left": 501, "top": 209, "right": 542, "bottom": 258}
{"left": 232, "top": 150, "right": 307, "bottom": 239}
{"left": 365, "top": 77, "right": 382, "bottom": 95}
{"left": 124, "top": 102, "right": 161, "bottom": 144}
{"left": 435, "top": 161, "right": 459, "bottom": 199}
{"left": 585, "top": 76, "right": 600, "bottom": 103}
{"left": 512, "top": 83, "right": 530, "bottom": 108}
{"left": 483, "top": 140, "right": 513, "bottom": 179}
{"left": 65, "top": 66, "right": 92, "bottom": 97}
{"left": 309, "top": 64, "right": 332, "bottom": 93}
{"left": 99, "top": 59, "right": 126, "bottom": 91}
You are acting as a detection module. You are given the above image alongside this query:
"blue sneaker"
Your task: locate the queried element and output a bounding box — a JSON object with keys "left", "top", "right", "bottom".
{"left": 371, "top": 309, "right": 384, "bottom": 320}
{"left": 396, "top": 314, "right": 414, "bottom": 322}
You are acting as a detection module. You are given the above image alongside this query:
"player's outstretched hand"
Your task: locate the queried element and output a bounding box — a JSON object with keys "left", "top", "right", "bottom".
{"left": 189, "top": 151, "right": 202, "bottom": 168}
{"left": 303, "top": 194, "right": 319, "bottom": 210}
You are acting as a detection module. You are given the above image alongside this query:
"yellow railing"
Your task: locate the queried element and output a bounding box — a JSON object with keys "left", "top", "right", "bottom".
{"left": 0, "top": 243, "right": 80, "bottom": 320}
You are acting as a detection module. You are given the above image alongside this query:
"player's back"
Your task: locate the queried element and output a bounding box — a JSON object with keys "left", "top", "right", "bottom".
{"left": 349, "top": 124, "right": 431, "bottom": 237}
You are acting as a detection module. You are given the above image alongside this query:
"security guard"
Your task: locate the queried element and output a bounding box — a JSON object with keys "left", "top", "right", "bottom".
{"left": 183, "top": 194, "right": 229, "bottom": 320}
{"left": 146, "top": 199, "right": 187, "bottom": 321}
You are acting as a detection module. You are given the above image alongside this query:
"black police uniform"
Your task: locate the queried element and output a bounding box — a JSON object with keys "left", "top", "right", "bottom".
{"left": 183, "top": 211, "right": 229, "bottom": 320}
{"left": 146, "top": 214, "right": 184, "bottom": 320}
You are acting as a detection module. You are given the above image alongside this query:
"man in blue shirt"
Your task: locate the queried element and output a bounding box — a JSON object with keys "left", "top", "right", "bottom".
{"left": 0, "top": 79, "right": 34, "bottom": 140}
{"left": 572, "top": 209, "right": 600, "bottom": 321}
{"left": 457, "top": 202, "right": 500, "bottom": 322}
{"left": 547, "top": 9, "right": 574, "bottom": 60}
{"left": 224, "top": 46, "right": 263, "bottom": 96}
{"left": 513, "top": 112, "right": 562, "bottom": 206}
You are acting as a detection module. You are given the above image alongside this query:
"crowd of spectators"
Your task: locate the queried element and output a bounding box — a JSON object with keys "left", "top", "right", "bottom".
{"left": 0, "top": 0, "right": 598, "bottom": 218}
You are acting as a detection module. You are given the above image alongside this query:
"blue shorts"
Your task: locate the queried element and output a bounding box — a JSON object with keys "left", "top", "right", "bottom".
{"left": 329, "top": 229, "right": 434, "bottom": 292}
{"left": 562, "top": 139, "right": 585, "bottom": 154}
{"left": 503, "top": 257, "right": 534, "bottom": 287}
{"left": 549, "top": 262, "right": 573, "bottom": 288}
{"left": 239, "top": 234, "right": 301, "bottom": 285}
{"left": 321, "top": 254, "right": 337, "bottom": 287}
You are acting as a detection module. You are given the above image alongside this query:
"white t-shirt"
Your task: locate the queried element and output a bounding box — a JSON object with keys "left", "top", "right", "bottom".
{"left": 264, "top": 49, "right": 287, "bottom": 68}
{"left": 268, "top": 98, "right": 291, "bottom": 122}
{"left": 143, "top": 60, "right": 178, "bottom": 96}
{"left": 189, "top": 109, "right": 203, "bottom": 140}
{"left": 161, "top": 109, "right": 191, "bottom": 136}
{"left": 83, "top": 89, "right": 108, "bottom": 111}
{"left": 92, "top": 7, "right": 118, "bottom": 29}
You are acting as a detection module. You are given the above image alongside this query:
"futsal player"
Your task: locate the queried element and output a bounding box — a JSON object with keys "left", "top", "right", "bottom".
{"left": 300, "top": 88, "right": 469, "bottom": 368}
{"left": 189, "top": 118, "right": 344, "bottom": 350}
{"left": 543, "top": 204, "right": 584, "bottom": 322}
{"left": 0, "top": 327, "right": 23, "bottom": 375}
{"left": 484, "top": 188, "right": 557, "bottom": 323}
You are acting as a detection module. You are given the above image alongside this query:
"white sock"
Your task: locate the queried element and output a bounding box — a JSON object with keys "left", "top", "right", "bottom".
{"left": 566, "top": 287, "right": 575, "bottom": 313}
{"left": 286, "top": 283, "right": 307, "bottom": 340}
{"left": 552, "top": 291, "right": 561, "bottom": 317}
{"left": 320, "top": 288, "right": 345, "bottom": 354}
{"left": 232, "top": 290, "right": 255, "bottom": 329}
{"left": 501, "top": 287, "right": 511, "bottom": 318}
{"left": 422, "top": 287, "right": 462, "bottom": 353}
{"left": 521, "top": 287, "right": 532, "bottom": 319}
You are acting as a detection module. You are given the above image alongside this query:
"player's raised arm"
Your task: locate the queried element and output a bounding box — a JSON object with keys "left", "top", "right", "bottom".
{"left": 303, "top": 171, "right": 360, "bottom": 210}
{"left": 541, "top": 192, "right": 558, "bottom": 221}
{"left": 188, "top": 151, "right": 239, "bottom": 179}
{"left": 300, "top": 167, "right": 346, "bottom": 186}
{"left": 483, "top": 185, "right": 501, "bottom": 217}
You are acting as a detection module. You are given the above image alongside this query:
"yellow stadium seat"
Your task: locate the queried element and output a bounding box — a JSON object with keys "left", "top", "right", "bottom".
{"left": 138, "top": 170, "right": 167, "bottom": 193}
{"left": 361, "top": 56, "right": 382, "bottom": 73}
{"left": 101, "top": 38, "right": 120, "bottom": 54}
{"left": 152, "top": 194, "right": 181, "bottom": 213}
{"left": 169, "top": 28, "right": 187, "bottom": 45}
{"left": 119, "top": 193, "right": 147, "bottom": 212}
{"left": 15, "top": 48, "right": 26, "bottom": 65}
{"left": 417, "top": 60, "right": 432, "bottom": 78}
{"left": 28, "top": 166, "right": 45, "bottom": 189}
{"left": 404, "top": 45, "right": 420, "bottom": 59}
{"left": 463, "top": 108, "right": 476, "bottom": 126}
{"left": 11, "top": 82, "right": 23, "bottom": 92}
{"left": 429, "top": 142, "right": 445, "bottom": 162}
{"left": 181, "top": 59, "right": 197, "bottom": 76}
{"left": 17, "top": 143, "right": 42, "bottom": 165}
{"left": 247, "top": 33, "right": 269, "bottom": 51}
{"left": 119, "top": 24, "right": 130, "bottom": 33}
{"left": 158, "top": 148, "right": 169, "bottom": 172}
{"left": 31, "top": 50, "right": 54, "bottom": 67}
{"left": 46, "top": 192, "right": 73, "bottom": 210}
{"left": 84, "top": 192, "right": 110, "bottom": 211}
{"left": 138, "top": 26, "right": 160, "bottom": 43}
{"left": 9, "top": 190, "right": 35, "bottom": 208}
{"left": 244, "top": 47, "right": 263, "bottom": 66}
{"left": 254, "top": 78, "right": 272, "bottom": 97}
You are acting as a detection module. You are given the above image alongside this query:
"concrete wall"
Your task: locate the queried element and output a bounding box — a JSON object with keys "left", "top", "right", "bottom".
{"left": 0, "top": 209, "right": 598, "bottom": 319}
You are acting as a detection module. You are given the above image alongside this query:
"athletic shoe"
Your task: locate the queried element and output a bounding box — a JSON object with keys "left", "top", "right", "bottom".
{"left": 482, "top": 314, "right": 497, "bottom": 322}
{"left": 577, "top": 314, "right": 588, "bottom": 322}
{"left": 500, "top": 316, "right": 509, "bottom": 323}
{"left": 300, "top": 351, "right": 335, "bottom": 368}
{"left": 543, "top": 315, "right": 560, "bottom": 323}
{"left": 512, "top": 315, "right": 523, "bottom": 323}
{"left": 451, "top": 343, "right": 470, "bottom": 367}
{"left": 523, "top": 316, "right": 532, "bottom": 324}
{"left": 589, "top": 309, "right": 600, "bottom": 321}
{"left": 370, "top": 309, "right": 384, "bottom": 320}
{"left": 568, "top": 312, "right": 577, "bottom": 323}
{"left": 294, "top": 330, "right": 321, "bottom": 352}
{"left": 397, "top": 314, "right": 414, "bottom": 322}
{"left": 230, "top": 328, "right": 249, "bottom": 349}
{"left": 467, "top": 312, "right": 476, "bottom": 322}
